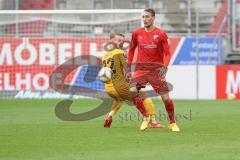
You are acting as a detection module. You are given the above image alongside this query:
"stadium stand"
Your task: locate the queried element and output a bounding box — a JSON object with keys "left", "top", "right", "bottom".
{"left": 3, "top": 0, "right": 53, "bottom": 37}
{"left": 0, "top": 0, "right": 225, "bottom": 36}
{"left": 0, "top": 0, "right": 16, "bottom": 9}
{"left": 56, "top": 0, "right": 223, "bottom": 34}
{"left": 209, "top": 0, "right": 227, "bottom": 33}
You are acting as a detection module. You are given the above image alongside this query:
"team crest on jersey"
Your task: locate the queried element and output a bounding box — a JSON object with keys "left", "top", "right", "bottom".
{"left": 153, "top": 34, "right": 158, "bottom": 40}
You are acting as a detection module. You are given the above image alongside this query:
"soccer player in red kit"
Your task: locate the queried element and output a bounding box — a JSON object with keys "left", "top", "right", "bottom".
{"left": 127, "top": 8, "right": 180, "bottom": 132}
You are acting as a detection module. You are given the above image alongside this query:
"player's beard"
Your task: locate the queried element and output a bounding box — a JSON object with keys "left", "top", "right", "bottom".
{"left": 118, "top": 42, "right": 123, "bottom": 49}
{"left": 145, "top": 21, "right": 154, "bottom": 29}
{"left": 115, "top": 42, "right": 123, "bottom": 49}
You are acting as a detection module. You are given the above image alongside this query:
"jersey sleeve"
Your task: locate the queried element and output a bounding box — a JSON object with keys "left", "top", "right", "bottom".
{"left": 118, "top": 53, "right": 127, "bottom": 65}
{"left": 127, "top": 31, "right": 138, "bottom": 68}
{"left": 161, "top": 31, "right": 171, "bottom": 67}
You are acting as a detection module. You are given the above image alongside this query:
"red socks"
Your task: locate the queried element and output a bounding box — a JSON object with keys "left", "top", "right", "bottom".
{"left": 164, "top": 100, "right": 175, "bottom": 124}
{"left": 132, "top": 96, "right": 148, "bottom": 117}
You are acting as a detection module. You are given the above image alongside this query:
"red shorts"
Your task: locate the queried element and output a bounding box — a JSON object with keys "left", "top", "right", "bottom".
{"left": 130, "top": 71, "right": 172, "bottom": 95}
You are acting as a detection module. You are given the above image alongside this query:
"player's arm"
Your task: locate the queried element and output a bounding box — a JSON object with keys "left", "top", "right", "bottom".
{"left": 162, "top": 32, "right": 171, "bottom": 68}
{"left": 118, "top": 52, "right": 129, "bottom": 75}
{"left": 127, "top": 31, "right": 138, "bottom": 68}
{"left": 120, "top": 55, "right": 131, "bottom": 80}
{"left": 157, "top": 32, "right": 171, "bottom": 77}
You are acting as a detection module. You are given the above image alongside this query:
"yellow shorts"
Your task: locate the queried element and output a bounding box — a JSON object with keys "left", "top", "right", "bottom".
{"left": 105, "top": 81, "right": 131, "bottom": 101}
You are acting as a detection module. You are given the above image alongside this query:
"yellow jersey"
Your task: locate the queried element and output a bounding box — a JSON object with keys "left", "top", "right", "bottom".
{"left": 102, "top": 49, "right": 127, "bottom": 84}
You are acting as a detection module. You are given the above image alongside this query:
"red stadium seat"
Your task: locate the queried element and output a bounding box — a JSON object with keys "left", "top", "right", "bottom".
{"left": 5, "top": 0, "right": 54, "bottom": 37}
{"left": 208, "top": 0, "right": 228, "bottom": 33}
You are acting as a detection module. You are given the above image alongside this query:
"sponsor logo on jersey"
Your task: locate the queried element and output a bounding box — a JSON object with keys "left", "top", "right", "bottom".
{"left": 141, "top": 44, "right": 157, "bottom": 49}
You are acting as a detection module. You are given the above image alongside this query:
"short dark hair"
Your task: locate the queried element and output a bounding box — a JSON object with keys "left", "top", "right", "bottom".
{"left": 109, "top": 32, "right": 125, "bottom": 40}
{"left": 144, "top": 8, "right": 155, "bottom": 16}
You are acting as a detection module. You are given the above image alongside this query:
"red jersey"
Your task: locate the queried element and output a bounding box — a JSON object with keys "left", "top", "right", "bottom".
{"left": 128, "top": 27, "right": 171, "bottom": 70}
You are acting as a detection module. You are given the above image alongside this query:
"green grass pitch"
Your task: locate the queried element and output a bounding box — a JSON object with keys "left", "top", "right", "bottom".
{"left": 0, "top": 99, "right": 240, "bottom": 160}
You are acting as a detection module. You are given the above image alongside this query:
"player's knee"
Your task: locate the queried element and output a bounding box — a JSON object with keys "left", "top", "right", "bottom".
{"left": 130, "top": 83, "right": 145, "bottom": 93}
{"left": 163, "top": 98, "right": 171, "bottom": 105}
{"left": 129, "top": 86, "right": 138, "bottom": 93}
{"left": 117, "top": 100, "right": 123, "bottom": 105}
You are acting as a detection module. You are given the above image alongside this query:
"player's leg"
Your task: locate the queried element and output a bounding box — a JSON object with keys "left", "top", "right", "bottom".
{"left": 104, "top": 85, "right": 123, "bottom": 128}
{"left": 136, "top": 83, "right": 164, "bottom": 128}
{"left": 143, "top": 97, "right": 156, "bottom": 118}
{"left": 132, "top": 95, "right": 150, "bottom": 131}
{"left": 143, "top": 97, "right": 165, "bottom": 128}
{"left": 161, "top": 94, "right": 175, "bottom": 124}
{"left": 129, "top": 75, "right": 150, "bottom": 131}
{"left": 104, "top": 100, "right": 123, "bottom": 128}
{"left": 148, "top": 72, "right": 180, "bottom": 132}
{"left": 161, "top": 94, "right": 180, "bottom": 132}
{"left": 108, "top": 100, "right": 122, "bottom": 117}
{"left": 108, "top": 80, "right": 149, "bottom": 130}
{"left": 116, "top": 80, "right": 149, "bottom": 118}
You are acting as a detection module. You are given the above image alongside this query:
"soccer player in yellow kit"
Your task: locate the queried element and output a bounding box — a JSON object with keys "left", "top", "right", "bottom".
{"left": 101, "top": 32, "right": 164, "bottom": 129}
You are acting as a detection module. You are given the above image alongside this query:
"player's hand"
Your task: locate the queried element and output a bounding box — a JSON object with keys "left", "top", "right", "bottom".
{"left": 157, "top": 66, "right": 168, "bottom": 77}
